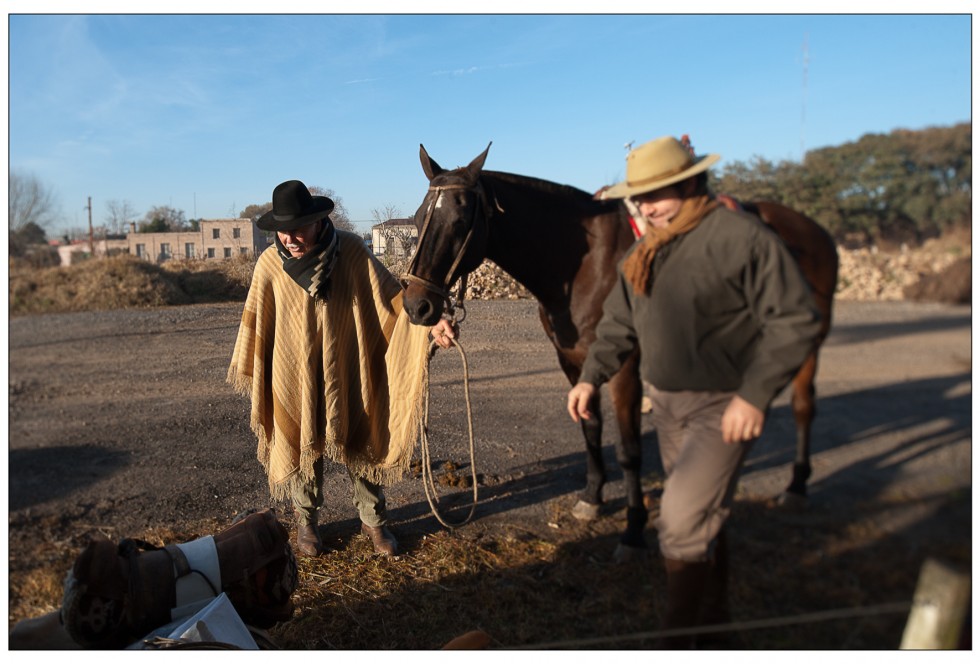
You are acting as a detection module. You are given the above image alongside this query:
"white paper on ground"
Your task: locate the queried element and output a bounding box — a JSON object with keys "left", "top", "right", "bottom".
{"left": 129, "top": 593, "right": 258, "bottom": 649}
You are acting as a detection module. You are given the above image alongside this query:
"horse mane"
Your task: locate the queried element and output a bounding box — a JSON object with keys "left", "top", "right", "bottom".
{"left": 482, "top": 170, "right": 593, "bottom": 200}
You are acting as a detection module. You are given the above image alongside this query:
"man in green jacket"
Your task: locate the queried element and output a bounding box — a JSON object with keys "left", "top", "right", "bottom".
{"left": 568, "top": 135, "right": 821, "bottom": 647}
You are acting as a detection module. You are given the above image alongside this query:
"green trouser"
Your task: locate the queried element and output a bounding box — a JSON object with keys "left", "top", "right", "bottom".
{"left": 290, "top": 456, "right": 387, "bottom": 528}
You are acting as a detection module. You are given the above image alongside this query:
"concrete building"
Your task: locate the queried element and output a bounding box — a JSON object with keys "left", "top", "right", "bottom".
{"left": 127, "top": 218, "right": 270, "bottom": 262}
{"left": 371, "top": 218, "right": 418, "bottom": 258}
{"left": 57, "top": 235, "right": 130, "bottom": 266}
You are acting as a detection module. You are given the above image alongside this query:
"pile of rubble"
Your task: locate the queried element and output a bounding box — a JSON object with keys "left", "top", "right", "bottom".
{"left": 835, "top": 242, "right": 970, "bottom": 301}
{"left": 462, "top": 261, "right": 532, "bottom": 301}
{"left": 391, "top": 235, "right": 970, "bottom": 304}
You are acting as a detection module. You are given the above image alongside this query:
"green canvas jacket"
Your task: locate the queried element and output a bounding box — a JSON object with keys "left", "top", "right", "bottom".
{"left": 580, "top": 205, "right": 822, "bottom": 412}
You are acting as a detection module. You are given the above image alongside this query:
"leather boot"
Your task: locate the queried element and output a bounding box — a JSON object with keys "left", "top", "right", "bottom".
{"left": 295, "top": 521, "right": 323, "bottom": 557}
{"left": 696, "top": 531, "right": 733, "bottom": 648}
{"left": 659, "top": 558, "right": 709, "bottom": 649}
{"left": 361, "top": 523, "right": 399, "bottom": 556}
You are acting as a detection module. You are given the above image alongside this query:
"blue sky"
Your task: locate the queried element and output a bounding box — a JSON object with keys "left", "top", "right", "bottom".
{"left": 6, "top": 10, "right": 973, "bottom": 236}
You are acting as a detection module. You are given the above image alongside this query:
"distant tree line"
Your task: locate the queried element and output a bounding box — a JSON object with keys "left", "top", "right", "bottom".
{"left": 709, "top": 122, "right": 971, "bottom": 245}
{"left": 8, "top": 169, "right": 59, "bottom": 257}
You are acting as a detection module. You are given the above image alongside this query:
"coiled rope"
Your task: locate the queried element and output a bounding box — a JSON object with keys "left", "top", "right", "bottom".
{"left": 419, "top": 335, "right": 479, "bottom": 529}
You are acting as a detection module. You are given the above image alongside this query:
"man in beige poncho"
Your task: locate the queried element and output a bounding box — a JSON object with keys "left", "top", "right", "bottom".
{"left": 228, "top": 180, "right": 456, "bottom": 557}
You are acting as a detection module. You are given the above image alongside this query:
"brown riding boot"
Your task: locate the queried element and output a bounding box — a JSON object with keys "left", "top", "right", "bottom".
{"left": 361, "top": 523, "right": 399, "bottom": 556}
{"left": 696, "top": 531, "right": 735, "bottom": 648}
{"left": 658, "top": 558, "right": 709, "bottom": 649}
{"left": 295, "top": 520, "right": 323, "bottom": 557}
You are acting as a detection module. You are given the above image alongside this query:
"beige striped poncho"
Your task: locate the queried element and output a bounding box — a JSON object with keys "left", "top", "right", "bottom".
{"left": 227, "top": 231, "right": 431, "bottom": 500}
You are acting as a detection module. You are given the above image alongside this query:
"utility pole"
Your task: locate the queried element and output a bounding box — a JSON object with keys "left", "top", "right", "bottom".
{"left": 86, "top": 196, "right": 95, "bottom": 256}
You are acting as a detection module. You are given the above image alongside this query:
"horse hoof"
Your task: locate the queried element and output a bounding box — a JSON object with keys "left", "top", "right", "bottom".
{"left": 612, "top": 543, "right": 648, "bottom": 564}
{"left": 571, "top": 500, "right": 601, "bottom": 521}
{"left": 773, "top": 491, "right": 808, "bottom": 511}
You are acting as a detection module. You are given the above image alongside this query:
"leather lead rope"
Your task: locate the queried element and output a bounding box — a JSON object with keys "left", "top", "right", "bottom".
{"left": 419, "top": 334, "right": 478, "bottom": 529}
{"left": 419, "top": 266, "right": 474, "bottom": 529}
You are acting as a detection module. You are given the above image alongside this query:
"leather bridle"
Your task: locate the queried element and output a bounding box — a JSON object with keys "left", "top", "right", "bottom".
{"left": 401, "top": 179, "right": 494, "bottom": 321}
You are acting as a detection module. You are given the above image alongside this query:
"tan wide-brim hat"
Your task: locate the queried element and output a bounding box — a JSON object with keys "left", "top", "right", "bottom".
{"left": 601, "top": 136, "right": 720, "bottom": 199}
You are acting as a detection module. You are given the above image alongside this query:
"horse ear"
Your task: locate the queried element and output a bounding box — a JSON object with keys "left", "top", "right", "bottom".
{"left": 465, "top": 142, "right": 492, "bottom": 179}
{"left": 420, "top": 144, "right": 444, "bottom": 181}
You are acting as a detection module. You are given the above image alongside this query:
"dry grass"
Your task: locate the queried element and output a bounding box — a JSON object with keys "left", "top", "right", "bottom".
{"left": 8, "top": 489, "right": 970, "bottom": 650}
{"left": 7, "top": 253, "right": 531, "bottom": 319}
{"left": 7, "top": 254, "right": 255, "bottom": 316}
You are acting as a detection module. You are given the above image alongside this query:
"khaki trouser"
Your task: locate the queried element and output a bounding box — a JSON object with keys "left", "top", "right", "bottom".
{"left": 291, "top": 456, "right": 387, "bottom": 528}
{"left": 648, "top": 385, "right": 754, "bottom": 562}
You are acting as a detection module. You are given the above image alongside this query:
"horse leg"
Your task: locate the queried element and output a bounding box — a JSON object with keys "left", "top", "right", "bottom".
{"left": 571, "top": 389, "right": 606, "bottom": 520}
{"left": 608, "top": 356, "right": 649, "bottom": 561}
{"left": 777, "top": 352, "right": 817, "bottom": 509}
{"left": 549, "top": 341, "right": 607, "bottom": 521}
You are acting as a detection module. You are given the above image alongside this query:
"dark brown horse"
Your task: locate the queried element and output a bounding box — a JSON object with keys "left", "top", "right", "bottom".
{"left": 401, "top": 143, "right": 838, "bottom": 557}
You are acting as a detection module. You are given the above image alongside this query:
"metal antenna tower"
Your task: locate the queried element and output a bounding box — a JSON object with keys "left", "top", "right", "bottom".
{"left": 801, "top": 33, "right": 809, "bottom": 160}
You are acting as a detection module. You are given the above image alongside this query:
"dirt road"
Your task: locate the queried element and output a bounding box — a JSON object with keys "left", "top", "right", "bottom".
{"left": 7, "top": 299, "right": 972, "bottom": 621}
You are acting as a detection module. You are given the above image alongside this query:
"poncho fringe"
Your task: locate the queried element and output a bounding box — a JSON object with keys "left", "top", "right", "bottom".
{"left": 227, "top": 233, "right": 432, "bottom": 501}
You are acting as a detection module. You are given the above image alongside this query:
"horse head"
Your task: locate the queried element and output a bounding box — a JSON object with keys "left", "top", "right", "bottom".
{"left": 401, "top": 143, "right": 494, "bottom": 325}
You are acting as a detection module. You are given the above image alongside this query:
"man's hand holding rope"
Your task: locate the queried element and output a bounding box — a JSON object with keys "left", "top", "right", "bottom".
{"left": 430, "top": 318, "right": 458, "bottom": 350}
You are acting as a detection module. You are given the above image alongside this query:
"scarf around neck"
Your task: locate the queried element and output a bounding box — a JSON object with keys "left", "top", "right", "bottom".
{"left": 622, "top": 194, "right": 720, "bottom": 295}
{"left": 274, "top": 220, "right": 339, "bottom": 300}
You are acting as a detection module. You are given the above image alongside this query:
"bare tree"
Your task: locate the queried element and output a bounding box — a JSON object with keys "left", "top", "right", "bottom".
{"left": 371, "top": 204, "right": 416, "bottom": 259}
{"left": 309, "top": 185, "right": 355, "bottom": 232}
{"left": 9, "top": 170, "right": 60, "bottom": 232}
{"left": 371, "top": 204, "right": 401, "bottom": 225}
{"left": 104, "top": 199, "right": 139, "bottom": 234}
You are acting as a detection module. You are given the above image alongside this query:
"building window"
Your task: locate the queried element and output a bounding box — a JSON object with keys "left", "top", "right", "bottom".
{"left": 185, "top": 243, "right": 195, "bottom": 258}
{"left": 240, "top": 247, "right": 248, "bottom": 255}
{"left": 160, "top": 243, "right": 171, "bottom": 259}
{"left": 212, "top": 228, "right": 220, "bottom": 239}
{"left": 224, "top": 248, "right": 232, "bottom": 258}
{"left": 136, "top": 243, "right": 146, "bottom": 258}
{"left": 207, "top": 248, "right": 215, "bottom": 258}
{"left": 233, "top": 227, "right": 241, "bottom": 239}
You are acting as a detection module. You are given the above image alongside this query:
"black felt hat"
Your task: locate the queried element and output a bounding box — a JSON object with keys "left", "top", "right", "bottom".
{"left": 256, "top": 180, "right": 335, "bottom": 232}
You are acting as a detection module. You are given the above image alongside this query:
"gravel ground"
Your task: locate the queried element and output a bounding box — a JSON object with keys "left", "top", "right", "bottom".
{"left": 7, "top": 298, "right": 973, "bottom": 628}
